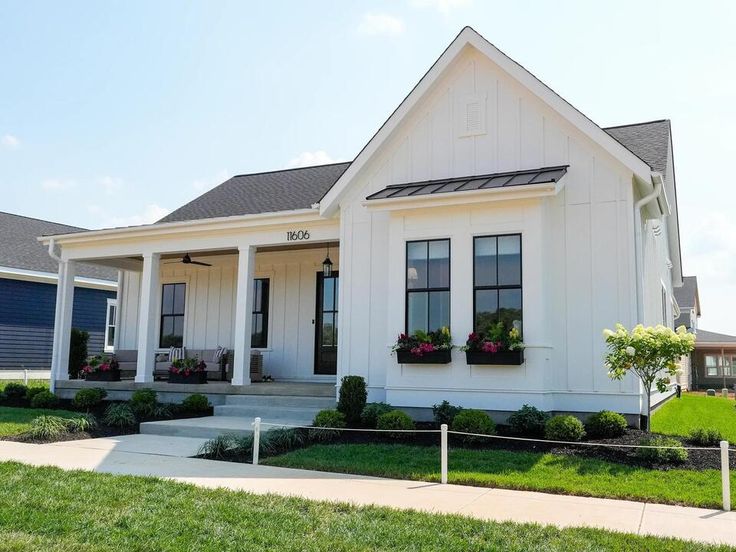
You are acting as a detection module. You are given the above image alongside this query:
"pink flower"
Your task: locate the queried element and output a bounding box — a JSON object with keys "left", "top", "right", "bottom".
{"left": 468, "top": 332, "right": 480, "bottom": 342}
{"left": 481, "top": 341, "right": 501, "bottom": 353}
{"left": 99, "top": 363, "right": 110, "bottom": 372}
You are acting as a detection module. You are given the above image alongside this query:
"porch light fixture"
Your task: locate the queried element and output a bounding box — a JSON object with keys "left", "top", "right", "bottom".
{"left": 322, "top": 245, "right": 333, "bottom": 277}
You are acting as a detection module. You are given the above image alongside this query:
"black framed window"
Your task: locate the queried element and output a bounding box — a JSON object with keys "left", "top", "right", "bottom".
{"left": 160, "top": 283, "right": 185, "bottom": 348}
{"left": 406, "top": 239, "right": 450, "bottom": 334}
{"left": 473, "top": 235, "right": 522, "bottom": 333}
{"left": 251, "top": 278, "right": 270, "bottom": 348}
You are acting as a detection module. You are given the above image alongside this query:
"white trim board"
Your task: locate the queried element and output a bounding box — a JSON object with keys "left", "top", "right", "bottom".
{"left": 0, "top": 265, "right": 117, "bottom": 291}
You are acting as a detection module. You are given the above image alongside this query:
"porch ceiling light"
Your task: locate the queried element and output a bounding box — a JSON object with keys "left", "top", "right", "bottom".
{"left": 322, "top": 245, "right": 333, "bottom": 277}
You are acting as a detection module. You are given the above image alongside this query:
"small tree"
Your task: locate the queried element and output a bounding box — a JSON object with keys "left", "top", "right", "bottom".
{"left": 603, "top": 324, "right": 694, "bottom": 431}
{"left": 69, "top": 328, "right": 89, "bottom": 379}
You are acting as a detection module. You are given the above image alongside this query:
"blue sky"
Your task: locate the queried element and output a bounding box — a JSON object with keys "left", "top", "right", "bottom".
{"left": 1, "top": 0, "right": 735, "bottom": 332}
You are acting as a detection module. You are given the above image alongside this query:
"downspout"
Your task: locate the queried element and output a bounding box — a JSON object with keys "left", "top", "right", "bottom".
{"left": 48, "top": 238, "right": 62, "bottom": 263}
{"left": 634, "top": 176, "right": 663, "bottom": 324}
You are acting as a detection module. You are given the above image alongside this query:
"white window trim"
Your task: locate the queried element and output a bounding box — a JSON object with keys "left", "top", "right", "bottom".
{"left": 104, "top": 298, "right": 117, "bottom": 353}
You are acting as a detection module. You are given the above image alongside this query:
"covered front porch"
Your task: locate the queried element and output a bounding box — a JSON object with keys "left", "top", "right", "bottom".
{"left": 42, "top": 211, "right": 342, "bottom": 394}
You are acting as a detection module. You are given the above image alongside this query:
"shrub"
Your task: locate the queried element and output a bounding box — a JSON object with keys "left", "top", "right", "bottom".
{"left": 69, "top": 328, "right": 89, "bottom": 379}
{"left": 261, "top": 428, "right": 305, "bottom": 456}
{"left": 199, "top": 434, "right": 238, "bottom": 460}
{"left": 66, "top": 413, "right": 97, "bottom": 433}
{"left": 26, "top": 416, "right": 69, "bottom": 440}
{"left": 361, "top": 402, "right": 393, "bottom": 428}
{"left": 376, "top": 410, "right": 414, "bottom": 440}
{"left": 507, "top": 404, "right": 550, "bottom": 436}
{"left": 102, "top": 403, "right": 136, "bottom": 428}
{"left": 451, "top": 409, "right": 496, "bottom": 443}
{"left": 337, "top": 376, "right": 367, "bottom": 426}
{"left": 30, "top": 390, "right": 58, "bottom": 409}
{"left": 181, "top": 394, "right": 211, "bottom": 414}
{"left": 636, "top": 436, "right": 688, "bottom": 464}
{"left": 311, "top": 409, "right": 346, "bottom": 442}
{"left": 432, "top": 400, "right": 463, "bottom": 426}
{"left": 585, "top": 410, "right": 628, "bottom": 438}
{"left": 4, "top": 383, "right": 28, "bottom": 399}
{"left": 72, "top": 388, "right": 108, "bottom": 410}
{"left": 689, "top": 428, "right": 723, "bottom": 447}
{"left": 130, "top": 389, "right": 157, "bottom": 418}
{"left": 545, "top": 415, "right": 586, "bottom": 442}
{"left": 25, "top": 386, "right": 47, "bottom": 403}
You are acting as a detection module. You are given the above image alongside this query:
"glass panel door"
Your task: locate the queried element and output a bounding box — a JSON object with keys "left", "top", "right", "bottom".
{"left": 315, "top": 272, "right": 339, "bottom": 375}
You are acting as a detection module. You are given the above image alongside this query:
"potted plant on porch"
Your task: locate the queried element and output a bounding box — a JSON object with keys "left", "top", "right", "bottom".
{"left": 462, "top": 322, "right": 525, "bottom": 365}
{"left": 81, "top": 355, "right": 121, "bottom": 382}
{"left": 168, "top": 357, "right": 208, "bottom": 384}
{"left": 393, "top": 327, "right": 453, "bottom": 364}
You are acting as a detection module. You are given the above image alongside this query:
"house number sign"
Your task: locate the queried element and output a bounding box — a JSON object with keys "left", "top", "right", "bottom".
{"left": 286, "top": 230, "right": 310, "bottom": 241}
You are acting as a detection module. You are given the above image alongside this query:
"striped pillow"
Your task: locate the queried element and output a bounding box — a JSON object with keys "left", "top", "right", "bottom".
{"left": 169, "top": 347, "right": 186, "bottom": 363}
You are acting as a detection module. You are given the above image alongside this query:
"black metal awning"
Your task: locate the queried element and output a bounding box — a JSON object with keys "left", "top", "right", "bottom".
{"left": 365, "top": 165, "right": 568, "bottom": 201}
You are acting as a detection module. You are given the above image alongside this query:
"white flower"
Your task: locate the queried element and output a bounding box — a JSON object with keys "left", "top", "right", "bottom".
{"left": 625, "top": 346, "right": 636, "bottom": 356}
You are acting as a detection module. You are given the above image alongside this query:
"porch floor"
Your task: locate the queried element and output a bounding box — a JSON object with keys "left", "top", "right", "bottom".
{"left": 55, "top": 380, "right": 336, "bottom": 397}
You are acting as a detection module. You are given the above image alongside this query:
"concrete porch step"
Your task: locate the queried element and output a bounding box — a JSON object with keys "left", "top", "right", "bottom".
{"left": 214, "top": 404, "right": 322, "bottom": 420}
{"left": 223, "top": 394, "right": 335, "bottom": 409}
{"left": 140, "top": 416, "right": 312, "bottom": 440}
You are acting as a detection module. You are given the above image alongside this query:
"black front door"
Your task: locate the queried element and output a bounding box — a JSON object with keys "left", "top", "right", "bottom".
{"left": 315, "top": 272, "right": 338, "bottom": 375}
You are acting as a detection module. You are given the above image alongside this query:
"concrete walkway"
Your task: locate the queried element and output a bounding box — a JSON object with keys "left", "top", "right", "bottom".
{"left": 0, "top": 436, "right": 734, "bottom": 547}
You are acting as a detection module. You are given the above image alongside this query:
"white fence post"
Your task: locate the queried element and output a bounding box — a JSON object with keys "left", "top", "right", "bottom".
{"left": 721, "top": 441, "right": 731, "bottom": 511}
{"left": 23, "top": 368, "right": 28, "bottom": 385}
{"left": 252, "top": 417, "right": 261, "bottom": 466}
{"left": 440, "top": 424, "right": 448, "bottom": 484}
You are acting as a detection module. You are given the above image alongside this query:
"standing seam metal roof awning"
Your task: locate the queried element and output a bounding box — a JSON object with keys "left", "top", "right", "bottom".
{"left": 365, "top": 166, "right": 568, "bottom": 201}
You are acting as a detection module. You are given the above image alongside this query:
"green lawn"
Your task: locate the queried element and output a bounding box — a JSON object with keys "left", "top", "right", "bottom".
{"left": 0, "top": 463, "right": 728, "bottom": 551}
{"left": 652, "top": 394, "right": 736, "bottom": 444}
{"left": 0, "top": 406, "right": 79, "bottom": 437}
{"left": 264, "top": 443, "right": 734, "bottom": 509}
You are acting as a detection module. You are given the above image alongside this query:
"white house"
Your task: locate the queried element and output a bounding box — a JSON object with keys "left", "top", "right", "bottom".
{"left": 40, "top": 27, "right": 684, "bottom": 426}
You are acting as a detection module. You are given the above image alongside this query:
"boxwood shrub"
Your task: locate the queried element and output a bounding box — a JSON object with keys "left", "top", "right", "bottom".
{"left": 585, "top": 410, "right": 627, "bottom": 438}
{"left": 451, "top": 409, "right": 496, "bottom": 443}
{"left": 130, "top": 389, "right": 157, "bottom": 418}
{"left": 72, "top": 388, "right": 108, "bottom": 410}
{"left": 376, "top": 410, "right": 414, "bottom": 440}
{"left": 337, "top": 376, "right": 367, "bottom": 426}
{"left": 311, "top": 409, "right": 346, "bottom": 442}
{"left": 181, "top": 394, "right": 210, "bottom": 414}
{"left": 29, "top": 390, "right": 58, "bottom": 409}
{"left": 545, "top": 415, "right": 586, "bottom": 442}
{"left": 636, "top": 436, "right": 688, "bottom": 464}
{"left": 361, "top": 402, "right": 393, "bottom": 428}
{"left": 507, "top": 404, "right": 549, "bottom": 436}
{"left": 689, "top": 427, "right": 722, "bottom": 447}
{"left": 3, "top": 383, "right": 28, "bottom": 399}
{"left": 432, "top": 400, "right": 463, "bottom": 426}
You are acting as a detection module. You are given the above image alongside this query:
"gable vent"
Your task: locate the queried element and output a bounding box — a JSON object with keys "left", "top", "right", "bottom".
{"left": 458, "top": 93, "right": 486, "bottom": 137}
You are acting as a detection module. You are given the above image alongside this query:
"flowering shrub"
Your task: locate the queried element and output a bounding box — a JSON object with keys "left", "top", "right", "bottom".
{"left": 80, "top": 354, "right": 119, "bottom": 375}
{"left": 393, "top": 327, "right": 452, "bottom": 357}
{"left": 603, "top": 324, "right": 695, "bottom": 432}
{"left": 461, "top": 322, "right": 523, "bottom": 353}
{"left": 169, "top": 357, "right": 206, "bottom": 376}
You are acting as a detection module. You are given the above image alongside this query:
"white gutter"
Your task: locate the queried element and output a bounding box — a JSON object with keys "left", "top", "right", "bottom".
{"left": 634, "top": 175, "right": 664, "bottom": 323}
{"left": 47, "top": 238, "right": 62, "bottom": 262}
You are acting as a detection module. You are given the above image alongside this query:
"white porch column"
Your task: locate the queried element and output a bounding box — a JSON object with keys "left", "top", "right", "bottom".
{"left": 135, "top": 253, "right": 161, "bottom": 383}
{"left": 50, "top": 260, "right": 76, "bottom": 392}
{"left": 232, "top": 244, "right": 256, "bottom": 386}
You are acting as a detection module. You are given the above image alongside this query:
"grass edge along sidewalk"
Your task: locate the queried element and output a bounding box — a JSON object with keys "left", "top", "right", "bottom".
{"left": 263, "top": 442, "right": 735, "bottom": 510}
{"left": 0, "top": 462, "right": 731, "bottom": 552}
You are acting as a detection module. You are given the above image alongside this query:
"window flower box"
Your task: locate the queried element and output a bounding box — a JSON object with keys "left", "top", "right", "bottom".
{"left": 81, "top": 355, "right": 121, "bottom": 381}
{"left": 396, "top": 349, "right": 452, "bottom": 364}
{"left": 168, "top": 358, "right": 207, "bottom": 384}
{"left": 393, "top": 328, "right": 453, "bottom": 365}
{"left": 465, "top": 349, "right": 524, "bottom": 365}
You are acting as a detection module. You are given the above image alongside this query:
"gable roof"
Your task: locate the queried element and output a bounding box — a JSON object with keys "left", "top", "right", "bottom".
{"left": 696, "top": 329, "right": 736, "bottom": 345}
{"left": 604, "top": 120, "right": 671, "bottom": 176}
{"left": 158, "top": 162, "right": 351, "bottom": 224}
{"left": 673, "top": 276, "right": 700, "bottom": 313}
{"left": 319, "top": 26, "right": 654, "bottom": 217}
{"left": 0, "top": 211, "right": 117, "bottom": 281}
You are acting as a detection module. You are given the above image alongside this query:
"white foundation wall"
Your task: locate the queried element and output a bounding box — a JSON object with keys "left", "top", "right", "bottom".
{"left": 117, "top": 249, "right": 338, "bottom": 382}
{"left": 336, "top": 44, "right": 644, "bottom": 415}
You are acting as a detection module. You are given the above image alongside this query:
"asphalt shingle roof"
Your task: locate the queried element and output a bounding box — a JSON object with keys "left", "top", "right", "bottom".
{"left": 603, "top": 119, "right": 671, "bottom": 176}
{"left": 674, "top": 276, "right": 699, "bottom": 310}
{"left": 696, "top": 329, "right": 736, "bottom": 344}
{"left": 158, "top": 162, "right": 352, "bottom": 224}
{"left": 0, "top": 212, "right": 117, "bottom": 281}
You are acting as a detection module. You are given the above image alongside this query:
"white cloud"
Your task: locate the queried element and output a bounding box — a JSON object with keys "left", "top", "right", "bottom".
{"left": 357, "top": 13, "right": 405, "bottom": 36}
{"left": 287, "top": 150, "right": 338, "bottom": 168}
{"left": 41, "top": 178, "right": 75, "bottom": 191}
{"left": 106, "top": 204, "right": 170, "bottom": 227}
{"left": 1, "top": 134, "right": 20, "bottom": 149}
{"left": 193, "top": 169, "right": 231, "bottom": 193}
{"left": 410, "top": 0, "right": 473, "bottom": 14}
{"left": 98, "top": 176, "right": 123, "bottom": 194}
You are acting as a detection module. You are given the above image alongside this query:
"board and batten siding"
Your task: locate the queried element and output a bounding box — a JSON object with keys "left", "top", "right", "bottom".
{"left": 117, "top": 248, "right": 338, "bottom": 381}
{"left": 0, "top": 277, "right": 115, "bottom": 370}
{"left": 336, "top": 45, "right": 643, "bottom": 414}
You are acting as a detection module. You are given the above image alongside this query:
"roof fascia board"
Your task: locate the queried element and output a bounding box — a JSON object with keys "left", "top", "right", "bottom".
{"left": 0, "top": 265, "right": 117, "bottom": 290}
{"left": 320, "top": 26, "right": 652, "bottom": 217}
{"left": 363, "top": 182, "right": 558, "bottom": 212}
{"left": 37, "top": 208, "right": 324, "bottom": 246}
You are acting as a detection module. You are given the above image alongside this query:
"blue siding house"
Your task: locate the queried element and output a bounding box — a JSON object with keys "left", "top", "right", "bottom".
{"left": 0, "top": 212, "right": 117, "bottom": 371}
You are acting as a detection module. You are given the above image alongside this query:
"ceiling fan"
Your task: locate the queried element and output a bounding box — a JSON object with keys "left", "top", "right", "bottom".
{"left": 164, "top": 253, "right": 212, "bottom": 267}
